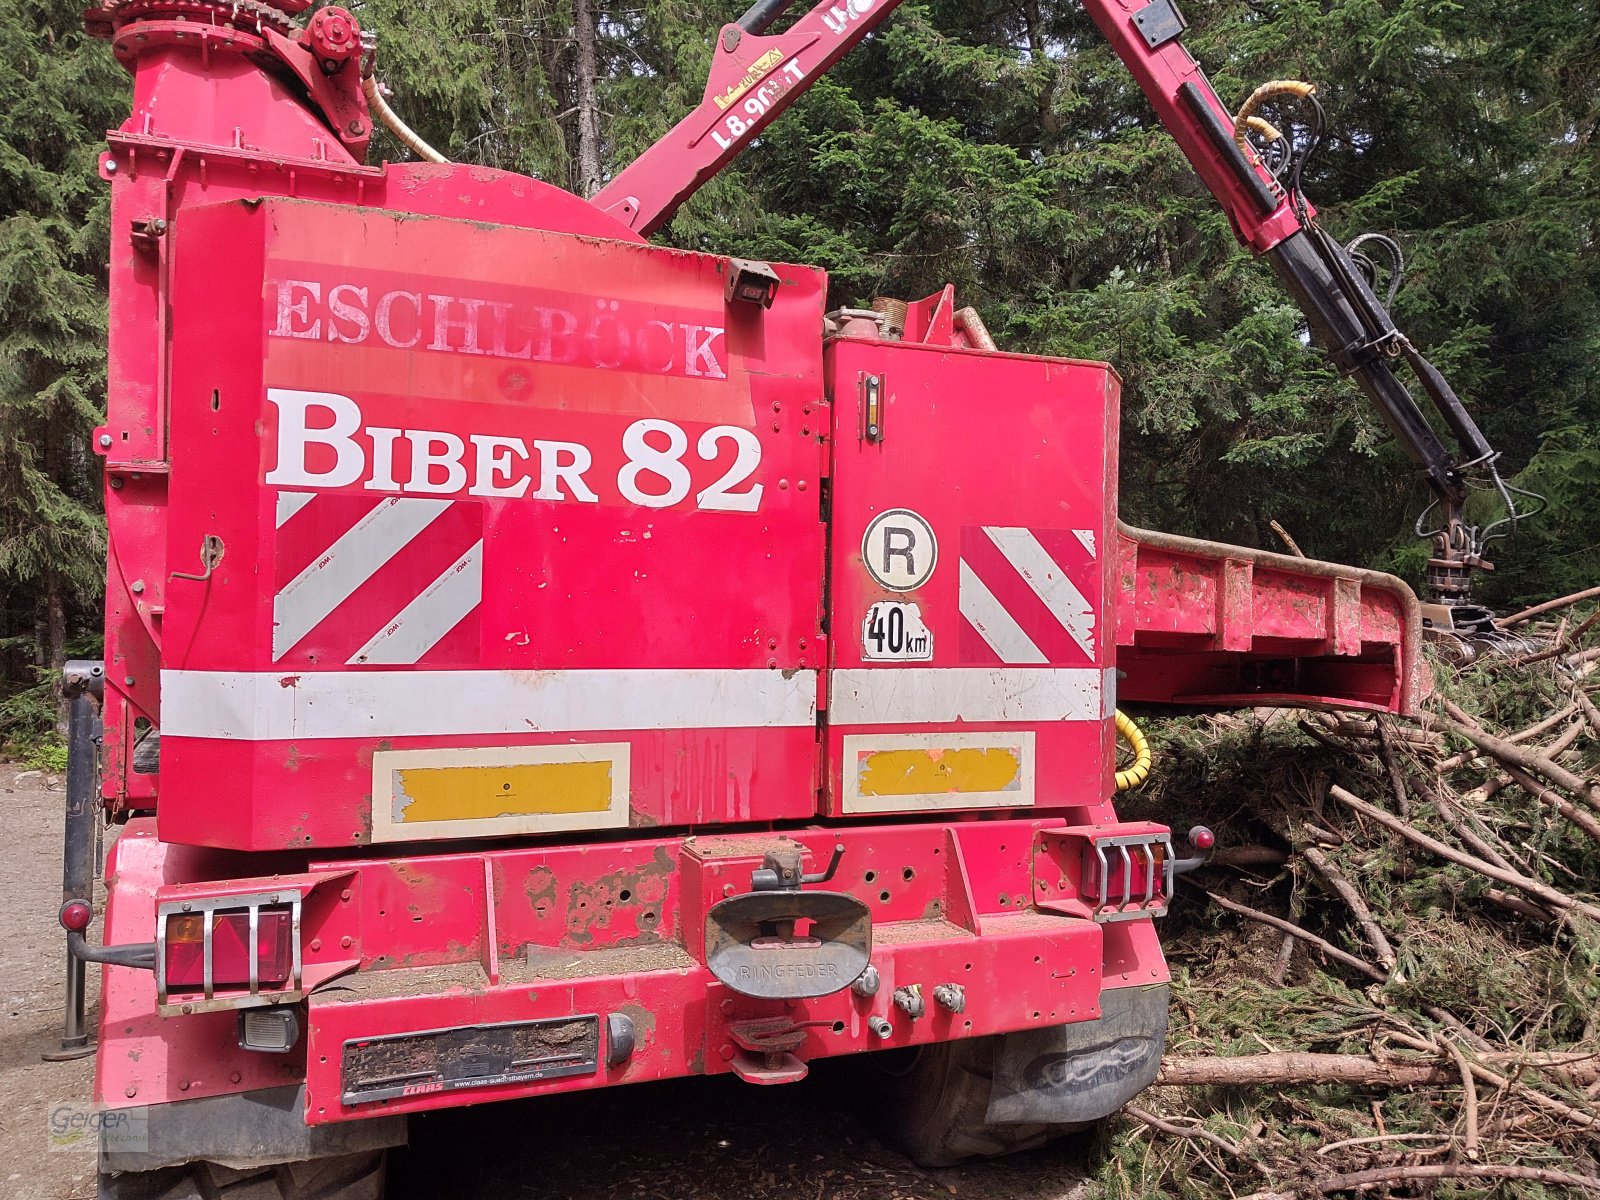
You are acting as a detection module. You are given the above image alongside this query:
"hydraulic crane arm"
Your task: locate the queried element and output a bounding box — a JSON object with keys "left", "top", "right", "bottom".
{"left": 1082, "top": 1, "right": 1537, "bottom": 615}
{"left": 591, "top": 0, "right": 902, "bottom": 234}
{"left": 596, "top": 0, "right": 1535, "bottom": 614}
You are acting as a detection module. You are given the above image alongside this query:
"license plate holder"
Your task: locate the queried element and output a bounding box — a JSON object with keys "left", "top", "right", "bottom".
{"left": 341, "top": 1014, "right": 600, "bottom": 1105}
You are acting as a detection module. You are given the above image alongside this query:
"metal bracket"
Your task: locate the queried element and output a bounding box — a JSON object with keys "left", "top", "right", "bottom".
{"left": 62, "top": 659, "right": 105, "bottom": 701}
{"left": 1131, "top": 0, "right": 1188, "bottom": 49}
{"left": 751, "top": 840, "right": 844, "bottom": 892}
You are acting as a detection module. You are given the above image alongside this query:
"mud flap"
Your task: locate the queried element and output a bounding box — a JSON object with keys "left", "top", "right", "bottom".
{"left": 984, "top": 983, "right": 1168, "bottom": 1124}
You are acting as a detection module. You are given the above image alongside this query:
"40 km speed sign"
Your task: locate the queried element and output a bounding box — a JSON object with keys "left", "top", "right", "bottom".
{"left": 862, "top": 602, "right": 933, "bottom": 661}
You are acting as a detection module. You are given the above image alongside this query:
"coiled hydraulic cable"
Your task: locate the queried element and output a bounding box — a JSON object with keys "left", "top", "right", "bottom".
{"left": 361, "top": 73, "right": 449, "bottom": 164}
{"left": 1232, "top": 79, "right": 1316, "bottom": 154}
{"left": 1114, "top": 709, "right": 1152, "bottom": 792}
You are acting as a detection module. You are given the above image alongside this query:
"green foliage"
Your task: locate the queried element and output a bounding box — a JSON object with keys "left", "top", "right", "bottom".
{"left": 7, "top": 0, "right": 1597, "bottom": 701}
{"left": 0, "top": 3, "right": 125, "bottom": 686}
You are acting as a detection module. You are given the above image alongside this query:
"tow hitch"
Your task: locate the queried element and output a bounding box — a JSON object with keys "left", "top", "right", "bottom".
{"left": 704, "top": 840, "right": 871, "bottom": 1001}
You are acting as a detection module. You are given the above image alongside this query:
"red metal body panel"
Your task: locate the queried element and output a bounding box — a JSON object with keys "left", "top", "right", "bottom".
{"left": 148, "top": 196, "right": 827, "bottom": 848}
{"left": 1115, "top": 526, "right": 1421, "bottom": 712}
{"left": 94, "top": 818, "right": 1174, "bottom": 1120}
{"left": 823, "top": 336, "right": 1120, "bottom": 817}
{"left": 83, "top": 5, "right": 1420, "bottom": 1136}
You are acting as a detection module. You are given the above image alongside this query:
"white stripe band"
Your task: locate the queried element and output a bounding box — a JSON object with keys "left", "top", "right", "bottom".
{"left": 983, "top": 526, "right": 1097, "bottom": 658}
{"left": 272, "top": 497, "right": 452, "bottom": 660}
{"left": 347, "top": 540, "right": 484, "bottom": 665}
{"left": 958, "top": 561, "right": 1046, "bottom": 664}
{"left": 162, "top": 668, "right": 818, "bottom": 741}
{"left": 830, "top": 667, "right": 1106, "bottom": 725}
{"left": 275, "top": 491, "right": 315, "bottom": 528}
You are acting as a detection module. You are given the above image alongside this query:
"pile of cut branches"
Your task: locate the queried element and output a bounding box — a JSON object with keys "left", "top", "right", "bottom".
{"left": 1101, "top": 592, "right": 1600, "bottom": 1199}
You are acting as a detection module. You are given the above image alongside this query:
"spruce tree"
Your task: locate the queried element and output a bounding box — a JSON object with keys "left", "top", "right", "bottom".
{"left": 0, "top": 3, "right": 125, "bottom": 730}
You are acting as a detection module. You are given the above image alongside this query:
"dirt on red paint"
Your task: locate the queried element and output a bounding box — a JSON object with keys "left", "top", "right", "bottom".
{"left": 0, "top": 763, "right": 1090, "bottom": 1200}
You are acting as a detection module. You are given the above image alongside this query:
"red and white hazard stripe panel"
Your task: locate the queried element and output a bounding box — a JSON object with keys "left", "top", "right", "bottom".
{"left": 959, "top": 526, "right": 1098, "bottom": 665}
{"left": 272, "top": 492, "right": 483, "bottom": 666}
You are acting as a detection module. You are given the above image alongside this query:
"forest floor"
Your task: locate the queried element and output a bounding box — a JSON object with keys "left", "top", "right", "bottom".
{"left": 0, "top": 763, "right": 101, "bottom": 1200}
{"left": 2, "top": 601, "right": 1598, "bottom": 1199}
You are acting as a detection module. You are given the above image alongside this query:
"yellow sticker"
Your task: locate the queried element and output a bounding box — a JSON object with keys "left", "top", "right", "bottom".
{"left": 371, "top": 744, "right": 629, "bottom": 842}
{"left": 712, "top": 48, "right": 786, "bottom": 111}
{"left": 857, "top": 746, "right": 1022, "bottom": 797}
{"left": 841, "top": 732, "right": 1035, "bottom": 814}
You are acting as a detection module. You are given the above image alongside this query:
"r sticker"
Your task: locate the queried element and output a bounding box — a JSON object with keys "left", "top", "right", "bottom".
{"left": 863, "top": 602, "right": 933, "bottom": 660}
{"left": 861, "top": 508, "right": 937, "bottom": 592}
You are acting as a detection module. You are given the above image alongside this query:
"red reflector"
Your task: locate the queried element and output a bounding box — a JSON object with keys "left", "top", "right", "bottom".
{"left": 166, "top": 908, "right": 293, "bottom": 993}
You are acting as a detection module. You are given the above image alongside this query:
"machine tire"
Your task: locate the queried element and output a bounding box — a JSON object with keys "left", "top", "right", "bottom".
{"left": 98, "top": 1149, "right": 386, "bottom": 1200}
{"left": 870, "top": 1036, "right": 1095, "bottom": 1168}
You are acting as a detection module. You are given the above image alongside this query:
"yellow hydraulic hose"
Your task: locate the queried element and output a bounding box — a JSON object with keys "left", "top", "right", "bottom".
{"left": 362, "top": 74, "right": 450, "bottom": 164}
{"left": 1114, "top": 709, "right": 1152, "bottom": 791}
{"left": 1232, "top": 79, "right": 1316, "bottom": 153}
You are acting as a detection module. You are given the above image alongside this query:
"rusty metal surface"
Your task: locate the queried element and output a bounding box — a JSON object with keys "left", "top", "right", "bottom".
{"left": 1114, "top": 522, "right": 1423, "bottom": 714}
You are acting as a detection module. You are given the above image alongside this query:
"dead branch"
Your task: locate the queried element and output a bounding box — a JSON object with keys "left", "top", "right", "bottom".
{"left": 1506, "top": 703, "right": 1581, "bottom": 745}
{"left": 1327, "top": 786, "right": 1600, "bottom": 923}
{"left": 1270, "top": 519, "right": 1306, "bottom": 557}
{"left": 1495, "top": 585, "right": 1600, "bottom": 629}
{"left": 1300, "top": 845, "right": 1396, "bottom": 970}
{"left": 1568, "top": 645, "right": 1600, "bottom": 670}
{"left": 1157, "top": 1053, "right": 1453, "bottom": 1087}
{"left": 1314, "top": 1132, "right": 1452, "bottom": 1155}
{"left": 1199, "top": 888, "right": 1385, "bottom": 982}
{"left": 1434, "top": 791, "right": 1523, "bottom": 874}
{"left": 1541, "top": 714, "right": 1589, "bottom": 759}
{"left": 1312, "top": 1163, "right": 1600, "bottom": 1195}
{"left": 1317, "top": 713, "right": 1442, "bottom": 752}
{"left": 1498, "top": 761, "right": 1600, "bottom": 844}
{"left": 1513, "top": 610, "right": 1600, "bottom": 665}
{"left": 1429, "top": 702, "right": 1600, "bottom": 809}
{"left": 1575, "top": 686, "right": 1600, "bottom": 743}
{"left": 1484, "top": 887, "right": 1557, "bottom": 923}
{"left": 1271, "top": 883, "right": 1304, "bottom": 986}
{"left": 1298, "top": 718, "right": 1353, "bottom": 756}
{"left": 1386, "top": 1031, "right": 1600, "bottom": 1130}
{"left": 1372, "top": 718, "right": 1411, "bottom": 818}
{"left": 1440, "top": 1036, "right": 1480, "bottom": 1159}
{"left": 1123, "top": 1105, "right": 1245, "bottom": 1156}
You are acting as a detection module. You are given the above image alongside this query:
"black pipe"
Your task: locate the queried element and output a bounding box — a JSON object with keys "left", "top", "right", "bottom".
{"left": 1264, "top": 231, "right": 1464, "bottom": 507}
{"left": 1178, "top": 82, "right": 1279, "bottom": 218}
{"left": 69, "top": 930, "right": 156, "bottom": 970}
{"left": 737, "top": 0, "right": 793, "bottom": 34}
{"left": 57, "top": 660, "right": 104, "bottom": 1053}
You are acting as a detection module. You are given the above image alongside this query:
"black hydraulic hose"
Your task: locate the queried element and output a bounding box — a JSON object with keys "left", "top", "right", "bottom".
{"left": 1307, "top": 222, "right": 1496, "bottom": 465}
{"left": 737, "top": 0, "right": 793, "bottom": 33}
{"left": 1264, "top": 231, "right": 1464, "bottom": 506}
{"left": 1399, "top": 343, "right": 1495, "bottom": 464}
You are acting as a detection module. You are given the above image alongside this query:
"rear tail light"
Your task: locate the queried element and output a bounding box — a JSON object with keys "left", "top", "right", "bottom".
{"left": 1082, "top": 833, "right": 1173, "bottom": 921}
{"left": 165, "top": 908, "right": 293, "bottom": 992}
{"left": 1037, "top": 823, "right": 1174, "bottom": 923}
{"left": 157, "top": 893, "right": 303, "bottom": 1009}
